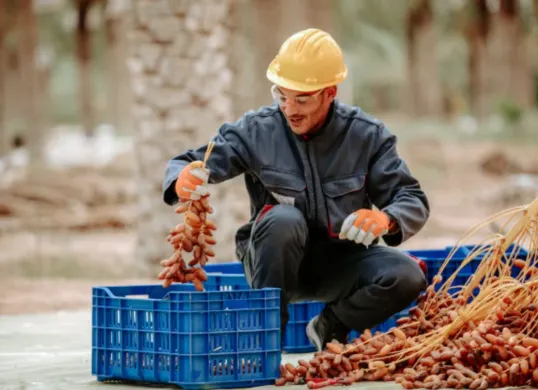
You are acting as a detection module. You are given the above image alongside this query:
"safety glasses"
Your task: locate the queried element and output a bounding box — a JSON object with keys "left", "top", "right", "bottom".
{"left": 271, "top": 85, "right": 323, "bottom": 106}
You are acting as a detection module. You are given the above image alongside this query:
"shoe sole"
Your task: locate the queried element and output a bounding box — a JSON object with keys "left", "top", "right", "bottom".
{"left": 306, "top": 317, "right": 323, "bottom": 352}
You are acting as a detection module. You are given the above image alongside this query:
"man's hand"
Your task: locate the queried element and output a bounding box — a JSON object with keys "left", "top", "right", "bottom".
{"left": 339, "top": 209, "right": 391, "bottom": 246}
{"left": 174, "top": 161, "right": 210, "bottom": 201}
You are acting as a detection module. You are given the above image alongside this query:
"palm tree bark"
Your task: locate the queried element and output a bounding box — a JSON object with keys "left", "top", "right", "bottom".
{"left": 19, "top": 0, "right": 44, "bottom": 168}
{"left": 464, "top": 0, "right": 490, "bottom": 119}
{"left": 103, "top": 0, "right": 131, "bottom": 134}
{"left": 487, "top": 0, "right": 533, "bottom": 110}
{"left": 76, "top": 0, "right": 95, "bottom": 138}
{"left": 248, "top": 0, "right": 335, "bottom": 110}
{"left": 405, "top": 0, "right": 442, "bottom": 117}
{"left": 226, "top": 0, "right": 255, "bottom": 118}
{"left": 0, "top": 0, "right": 7, "bottom": 156}
{"left": 128, "top": 0, "right": 249, "bottom": 265}
{"left": 249, "top": 0, "right": 286, "bottom": 108}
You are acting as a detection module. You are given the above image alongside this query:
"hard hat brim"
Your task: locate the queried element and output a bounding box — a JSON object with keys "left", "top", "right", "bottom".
{"left": 266, "top": 65, "right": 348, "bottom": 92}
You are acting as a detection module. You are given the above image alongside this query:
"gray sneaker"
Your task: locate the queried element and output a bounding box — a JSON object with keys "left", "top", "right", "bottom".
{"left": 306, "top": 307, "right": 350, "bottom": 352}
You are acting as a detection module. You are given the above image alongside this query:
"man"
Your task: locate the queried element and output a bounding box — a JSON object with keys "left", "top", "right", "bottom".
{"left": 163, "top": 28, "right": 429, "bottom": 351}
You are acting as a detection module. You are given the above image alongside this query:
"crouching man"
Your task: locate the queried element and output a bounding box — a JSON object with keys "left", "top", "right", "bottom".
{"left": 162, "top": 28, "right": 430, "bottom": 351}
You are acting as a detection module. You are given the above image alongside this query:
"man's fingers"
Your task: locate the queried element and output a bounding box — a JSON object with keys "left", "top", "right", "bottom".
{"left": 354, "top": 228, "right": 366, "bottom": 244}
{"left": 176, "top": 187, "right": 198, "bottom": 200}
{"left": 361, "top": 220, "right": 376, "bottom": 235}
{"left": 189, "top": 184, "right": 208, "bottom": 197}
{"left": 346, "top": 225, "right": 360, "bottom": 242}
{"left": 352, "top": 210, "right": 368, "bottom": 228}
{"left": 362, "top": 232, "right": 376, "bottom": 246}
{"left": 181, "top": 180, "right": 199, "bottom": 192}
{"left": 339, "top": 209, "right": 389, "bottom": 245}
{"left": 371, "top": 225, "right": 387, "bottom": 237}
{"left": 339, "top": 214, "right": 356, "bottom": 238}
{"left": 190, "top": 167, "right": 209, "bottom": 182}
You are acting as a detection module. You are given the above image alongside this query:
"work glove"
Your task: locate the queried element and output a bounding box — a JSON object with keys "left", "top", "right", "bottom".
{"left": 174, "top": 161, "right": 210, "bottom": 201}
{"left": 339, "top": 209, "right": 392, "bottom": 246}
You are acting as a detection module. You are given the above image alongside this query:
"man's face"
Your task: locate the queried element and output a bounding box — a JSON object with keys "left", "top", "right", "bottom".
{"left": 272, "top": 86, "right": 336, "bottom": 135}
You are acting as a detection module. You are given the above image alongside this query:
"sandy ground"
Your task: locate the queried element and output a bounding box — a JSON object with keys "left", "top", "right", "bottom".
{"left": 0, "top": 310, "right": 398, "bottom": 390}
{"left": 0, "top": 310, "right": 522, "bottom": 390}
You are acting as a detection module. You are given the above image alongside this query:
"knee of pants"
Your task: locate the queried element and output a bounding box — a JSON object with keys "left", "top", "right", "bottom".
{"left": 377, "top": 267, "right": 427, "bottom": 304}
{"left": 252, "top": 204, "right": 308, "bottom": 248}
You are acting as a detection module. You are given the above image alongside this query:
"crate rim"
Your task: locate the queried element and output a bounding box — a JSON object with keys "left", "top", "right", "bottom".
{"left": 92, "top": 283, "right": 281, "bottom": 301}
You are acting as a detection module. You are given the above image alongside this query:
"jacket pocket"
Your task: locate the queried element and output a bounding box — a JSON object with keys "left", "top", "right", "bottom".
{"left": 259, "top": 166, "right": 306, "bottom": 207}
{"left": 322, "top": 175, "right": 367, "bottom": 236}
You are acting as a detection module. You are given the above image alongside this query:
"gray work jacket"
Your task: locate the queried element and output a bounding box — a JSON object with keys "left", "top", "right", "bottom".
{"left": 163, "top": 100, "right": 430, "bottom": 259}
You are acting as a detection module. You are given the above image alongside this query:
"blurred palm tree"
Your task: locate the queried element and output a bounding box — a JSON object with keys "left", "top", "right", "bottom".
{"left": 336, "top": 0, "right": 407, "bottom": 112}
{"left": 20, "top": 0, "right": 45, "bottom": 167}
{"left": 126, "top": 1, "right": 252, "bottom": 265}
{"left": 242, "top": 0, "right": 334, "bottom": 112}
{"left": 75, "top": 0, "right": 96, "bottom": 138}
{"left": 334, "top": 0, "right": 536, "bottom": 117}
{"left": 461, "top": 0, "right": 491, "bottom": 118}
{"left": 0, "top": 0, "right": 6, "bottom": 156}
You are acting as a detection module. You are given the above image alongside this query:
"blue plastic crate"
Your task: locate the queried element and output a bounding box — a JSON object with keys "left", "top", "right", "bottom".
{"left": 405, "top": 245, "right": 478, "bottom": 285}
{"left": 404, "top": 245, "right": 471, "bottom": 260}
{"left": 204, "top": 262, "right": 244, "bottom": 274}
{"left": 463, "top": 243, "right": 531, "bottom": 280}
{"left": 408, "top": 244, "right": 531, "bottom": 288}
{"left": 204, "top": 263, "right": 420, "bottom": 353}
{"left": 349, "top": 306, "right": 413, "bottom": 341}
{"left": 91, "top": 276, "right": 281, "bottom": 389}
{"left": 462, "top": 243, "right": 528, "bottom": 259}
{"left": 204, "top": 264, "right": 324, "bottom": 353}
{"left": 283, "top": 301, "right": 325, "bottom": 353}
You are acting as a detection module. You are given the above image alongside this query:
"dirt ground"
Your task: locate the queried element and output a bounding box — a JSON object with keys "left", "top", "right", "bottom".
{"left": 0, "top": 139, "right": 536, "bottom": 316}
{"left": 0, "top": 310, "right": 523, "bottom": 390}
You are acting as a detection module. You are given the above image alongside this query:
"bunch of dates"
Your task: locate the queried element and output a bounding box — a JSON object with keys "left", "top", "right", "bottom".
{"left": 158, "top": 195, "right": 216, "bottom": 291}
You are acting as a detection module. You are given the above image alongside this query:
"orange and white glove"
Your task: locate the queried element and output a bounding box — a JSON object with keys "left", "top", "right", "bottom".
{"left": 339, "top": 209, "right": 391, "bottom": 246}
{"left": 174, "top": 161, "right": 210, "bottom": 201}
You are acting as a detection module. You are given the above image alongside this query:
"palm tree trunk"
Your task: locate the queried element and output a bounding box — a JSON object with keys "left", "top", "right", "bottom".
{"left": 19, "top": 0, "right": 44, "bottom": 168}
{"left": 103, "top": 0, "right": 131, "bottom": 134}
{"left": 226, "top": 0, "right": 255, "bottom": 117}
{"left": 128, "top": 0, "right": 248, "bottom": 265}
{"left": 305, "top": 0, "right": 333, "bottom": 32}
{"left": 0, "top": 0, "right": 7, "bottom": 156}
{"left": 405, "top": 0, "right": 442, "bottom": 118}
{"left": 248, "top": 0, "right": 335, "bottom": 111}
{"left": 464, "top": 0, "right": 490, "bottom": 119}
{"left": 76, "top": 0, "right": 95, "bottom": 138}
{"left": 487, "top": 0, "right": 533, "bottom": 109}
{"left": 250, "top": 0, "right": 286, "bottom": 108}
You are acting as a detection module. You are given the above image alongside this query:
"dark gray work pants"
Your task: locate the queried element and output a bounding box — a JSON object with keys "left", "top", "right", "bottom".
{"left": 240, "top": 205, "right": 427, "bottom": 333}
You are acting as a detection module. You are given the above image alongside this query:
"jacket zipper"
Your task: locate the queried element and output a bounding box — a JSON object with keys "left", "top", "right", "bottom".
{"left": 306, "top": 142, "right": 318, "bottom": 223}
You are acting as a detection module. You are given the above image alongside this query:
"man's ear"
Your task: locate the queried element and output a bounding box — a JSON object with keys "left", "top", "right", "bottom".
{"left": 325, "top": 86, "right": 337, "bottom": 101}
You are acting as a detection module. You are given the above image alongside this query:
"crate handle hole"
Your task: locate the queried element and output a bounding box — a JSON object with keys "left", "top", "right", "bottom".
{"left": 126, "top": 295, "right": 149, "bottom": 299}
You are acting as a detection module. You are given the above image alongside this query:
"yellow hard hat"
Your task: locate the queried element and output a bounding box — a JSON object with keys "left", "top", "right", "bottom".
{"left": 266, "top": 28, "right": 348, "bottom": 92}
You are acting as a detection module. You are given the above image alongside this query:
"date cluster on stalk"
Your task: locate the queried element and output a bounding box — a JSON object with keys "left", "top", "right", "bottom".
{"left": 158, "top": 195, "right": 217, "bottom": 291}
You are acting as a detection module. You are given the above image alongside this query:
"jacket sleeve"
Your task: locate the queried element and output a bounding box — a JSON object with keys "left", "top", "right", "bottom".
{"left": 366, "top": 124, "right": 430, "bottom": 246}
{"left": 162, "top": 115, "right": 253, "bottom": 205}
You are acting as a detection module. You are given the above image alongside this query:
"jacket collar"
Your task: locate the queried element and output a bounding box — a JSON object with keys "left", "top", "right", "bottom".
{"left": 293, "top": 100, "right": 344, "bottom": 146}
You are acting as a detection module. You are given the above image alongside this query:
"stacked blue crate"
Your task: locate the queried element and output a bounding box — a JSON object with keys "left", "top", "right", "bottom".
{"left": 405, "top": 244, "right": 530, "bottom": 287}
{"left": 202, "top": 243, "right": 530, "bottom": 352}
{"left": 203, "top": 264, "right": 323, "bottom": 353}
{"left": 204, "top": 262, "right": 415, "bottom": 353}
{"left": 459, "top": 243, "right": 530, "bottom": 279}
{"left": 404, "top": 245, "right": 474, "bottom": 288}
